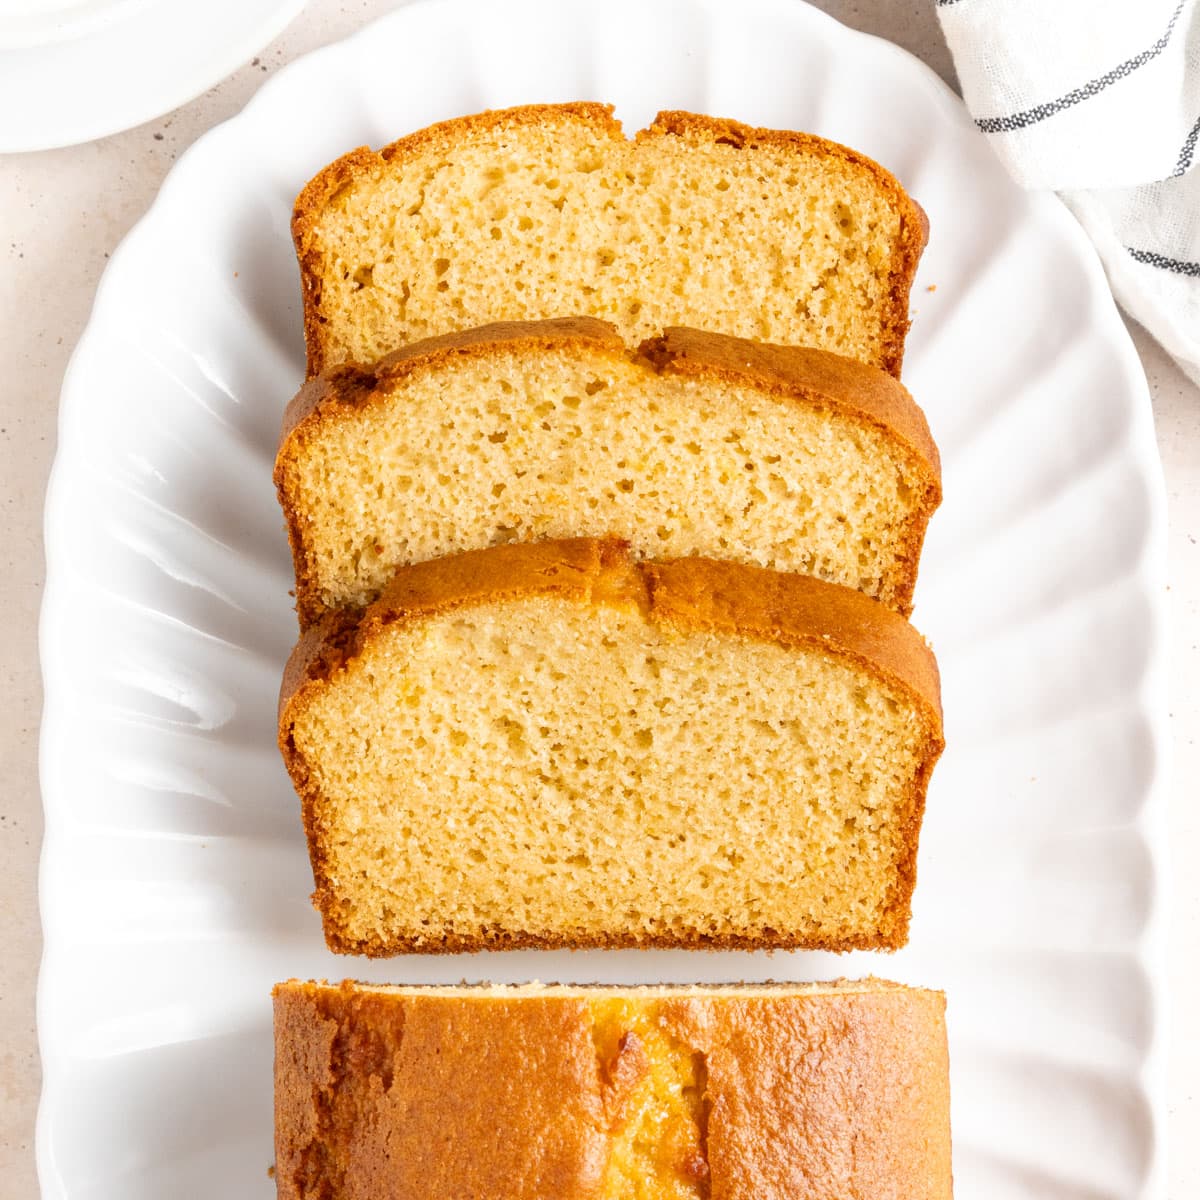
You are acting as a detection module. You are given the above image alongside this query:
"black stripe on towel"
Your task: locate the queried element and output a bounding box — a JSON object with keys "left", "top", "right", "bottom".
{"left": 1175, "top": 113, "right": 1200, "bottom": 176}
{"left": 976, "top": 1, "right": 1188, "bottom": 134}
{"left": 1127, "top": 247, "right": 1200, "bottom": 277}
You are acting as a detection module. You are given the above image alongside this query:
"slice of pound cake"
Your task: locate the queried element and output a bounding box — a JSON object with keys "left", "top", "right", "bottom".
{"left": 278, "top": 538, "right": 944, "bottom": 956}
{"left": 293, "top": 103, "right": 928, "bottom": 377}
{"left": 276, "top": 319, "right": 941, "bottom": 626}
{"left": 273, "top": 978, "right": 953, "bottom": 1200}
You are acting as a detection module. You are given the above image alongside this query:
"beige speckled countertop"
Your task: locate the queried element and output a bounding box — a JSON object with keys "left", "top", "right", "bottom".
{"left": 2, "top": 2, "right": 1196, "bottom": 1196}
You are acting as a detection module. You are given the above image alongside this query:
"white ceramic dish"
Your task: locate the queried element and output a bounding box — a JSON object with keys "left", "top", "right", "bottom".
{"left": 0, "top": 0, "right": 305, "bottom": 152}
{"left": 37, "top": 0, "right": 1168, "bottom": 1196}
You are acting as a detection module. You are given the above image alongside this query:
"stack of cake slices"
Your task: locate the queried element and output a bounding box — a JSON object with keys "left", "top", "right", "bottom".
{"left": 271, "top": 104, "right": 952, "bottom": 1198}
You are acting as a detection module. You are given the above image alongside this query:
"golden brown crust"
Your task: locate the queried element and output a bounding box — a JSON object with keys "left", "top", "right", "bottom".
{"left": 292, "top": 102, "right": 926, "bottom": 379}
{"left": 282, "top": 537, "right": 941, "bottom": 723}
{"left": 272, "top": 979, "right": 953, "bottom": 1200}
{"left": 278, "top": 316, "right": 623, "bottom": 445}
{"left": 643, "top": 554, "right": 941, "bottom": 726}
{"left": 292, "top": 146, "right": 387, "bottom": 380}
{"left": 273, "top": 981, "right": 610, "bottom": 1200}
{"left": 284, "top": 923, "right": 921, "bottom": 959}
{"left": 644, "top": 326, "right": 939, "bottom": 476}
{"left": 277, "top": 538, "right": 943, "bottom": 957}
{"left": 292, "top": 104, "right": 624, "bottom": 377}
{"left": 275, "top": 318, "right": 628, "bottom": 628}
{"left": 275, "top": 319, "right": 941, "bottom": 627}
{"left": 642, "top": 330, "right": 941, "bottom": 616}
{"left": 698, "top": 989, "right": 952, "bottom": 1197}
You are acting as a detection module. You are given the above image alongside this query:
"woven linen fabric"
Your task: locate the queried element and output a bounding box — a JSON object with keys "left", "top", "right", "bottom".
{"left": 937, "top": 0, "right": 1200, "bottom": 383}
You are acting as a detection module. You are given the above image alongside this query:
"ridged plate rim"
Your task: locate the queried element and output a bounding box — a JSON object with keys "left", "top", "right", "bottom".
{"left": 36, "top": 0, "right": 1170, "bottom": 1196}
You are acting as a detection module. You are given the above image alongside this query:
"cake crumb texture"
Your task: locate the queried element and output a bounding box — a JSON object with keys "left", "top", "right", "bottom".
{"left": 293, "top": 104, "right": 927, "bottom": 377}
{"left": 276, "top": 319, "right": 941, "bottom": 625}
{"left": 278, "top": 538, "right": 943, "bottom": 956}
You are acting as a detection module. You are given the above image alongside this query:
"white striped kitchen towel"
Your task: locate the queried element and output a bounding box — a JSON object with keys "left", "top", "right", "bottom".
{"left": 936, "top": 0, "right": 1200, "bottom": 383}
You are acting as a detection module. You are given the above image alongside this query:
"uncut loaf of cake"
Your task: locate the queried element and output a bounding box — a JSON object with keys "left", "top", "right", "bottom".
{"left": 276, "top": 319, "right": 941, "bottom": 626}
{"left": 273, "top": 978, "right": 953, "bottom": 1200}
{"left": 293, "top": 103, "right": 928, "bottom": 378}
{"left": 277, "top": 537, "right": 944, "bottom": 956}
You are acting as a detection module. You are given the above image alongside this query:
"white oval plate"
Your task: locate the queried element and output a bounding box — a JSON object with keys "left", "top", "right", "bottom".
{"left": 0, "top": 0, "right": 305, "bottom": 152}
{"left": 38, "top": 0, "right": 1168, "bottom": 1196}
